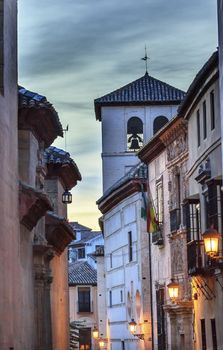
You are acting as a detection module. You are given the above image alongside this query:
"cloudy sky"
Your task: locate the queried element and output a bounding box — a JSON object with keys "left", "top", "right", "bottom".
{"left": 18, "top": 0, "right": 217, "bottom": 229}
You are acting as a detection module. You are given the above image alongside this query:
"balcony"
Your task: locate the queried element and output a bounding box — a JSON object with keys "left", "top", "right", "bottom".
{"left": 170, "top": 208, "right": 181, "bottom": 233}
{"left": 152, "top": 227, "right": 164, "bottom": 246}
{"left": 187, "top": 240, "right": 205, "bottom": 275}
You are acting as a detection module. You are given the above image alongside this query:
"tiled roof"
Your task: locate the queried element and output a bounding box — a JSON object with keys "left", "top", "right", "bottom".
{"left": 18, "top": 86, "right": 63, "bottom": 136}
{"left": 94, "top": 72, "right": 186, "bottom": 120}
{"left": 97, "top": 162, "right": 147, "bottom": 204}
{"left": 69, "top": 261, "right": 97, "bottom": 285}
{"left": 45, "top": 146, "right": 79, "bottom": 168}
{"left": 69, "top": 222, "right": 92, "bottom": 232}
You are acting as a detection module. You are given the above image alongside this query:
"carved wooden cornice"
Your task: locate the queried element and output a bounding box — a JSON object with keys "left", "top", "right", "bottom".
{"left": 18, "top": 108, "right": 62, "bottom": 147}
{"left": 45, "top": 212, "right": 75, "bottom": 255}
{"left": 46, "top": 163, "right": 81, "bottom": 190}
{"left": 160, "top": 118, "right": 187, "bottom": 146}
{"left": 19, "top": 182, "right": 52, "bottom": 231}
{"left": 98, "top": 179, "right": 147, "bottom": 214}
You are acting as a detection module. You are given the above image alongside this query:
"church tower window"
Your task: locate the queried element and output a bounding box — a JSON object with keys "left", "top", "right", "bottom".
{"left": 127, "top": 117, "right": 143, "bottom": 151}
{"left": 153, "top": 116, "right": 169, "bottom": 135}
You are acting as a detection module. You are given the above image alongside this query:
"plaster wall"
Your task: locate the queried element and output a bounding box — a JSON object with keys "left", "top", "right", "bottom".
{"left": 187, "top": 75, "right": 223, "bottom": 350}
{"left": 103, "top": 192, "right": 151, "bottom": 350}
{"left": 101, "top": 104, "right": 178, "bottom": 191}
{"left": 218, "top": 0, "right": 223, "bottom": 174}
{"left": 18, "top": 130, "right": 39, "bottom": 187}
{"left": 148, "top": 150, "right": 172, "bottom": 349}
{"left": 85, "top": 235, "right": 104, "bottom": 269}
{"left": 0, "top": 1, "right": 22, "bottom": 348}
{"left": 97, "top": 255, "right": 107, "bottom": 339}
{"left": 46, "top": 179, "right": 70, "bottom": 350}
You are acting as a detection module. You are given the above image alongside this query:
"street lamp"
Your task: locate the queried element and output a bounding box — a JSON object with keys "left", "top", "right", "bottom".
{"left": 62, "top": 189, "right": 72, "bottom": 204}
{"left": 128, "top": 319, "right": 144, "bottom": 340}
{"left": 128, "top": 319, "right": 137, "bottom": 334}
{"left": 99, "top": 339, "right": 105, "bottom": 348}
{"left": 202, "top": 227, "right": 221, "bottom": 257}
{"left": 167, "top": 281, "right": 179, "bottom": 301}
{"left": 92, "top": 326, "right": 99, "bottom": 339}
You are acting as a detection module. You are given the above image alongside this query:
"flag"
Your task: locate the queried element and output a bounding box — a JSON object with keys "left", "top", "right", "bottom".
{"left": 147, "top": 196, "right": 159, "bottom": 233}
{"left": 141, "top": 187, "right": 159, "bottom": 233}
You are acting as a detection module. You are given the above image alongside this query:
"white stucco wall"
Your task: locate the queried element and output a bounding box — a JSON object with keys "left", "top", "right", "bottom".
{"left": 103, "top": 192, "right": 151, "bottom": 350}
{"left": 101, "top": 104, "right": 178, "bottom": 191}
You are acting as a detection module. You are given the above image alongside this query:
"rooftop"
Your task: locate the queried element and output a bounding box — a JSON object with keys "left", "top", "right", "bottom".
{"left": 69, "top": 261, "right": 97, "bottom": 285}
{"left": 94, "top": 72, "right": 186, "bottom": 120}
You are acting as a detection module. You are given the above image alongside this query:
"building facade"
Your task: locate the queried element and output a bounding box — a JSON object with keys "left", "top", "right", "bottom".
{"left": 138, "top": 116, "right": 193, "bottom": 350}
{"left": 178, "top": 51, "right": 223, "bottom": 350}
{"left": 95, "top": 72, "right": 186, "bottom": 350}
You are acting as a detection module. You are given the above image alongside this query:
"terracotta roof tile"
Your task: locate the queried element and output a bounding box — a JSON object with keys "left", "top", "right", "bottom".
{"left": 68, "top": 261, "right": 97, "bottom": 285}
{"left": 94, "top": 73, "right": 186, "bottom": 120}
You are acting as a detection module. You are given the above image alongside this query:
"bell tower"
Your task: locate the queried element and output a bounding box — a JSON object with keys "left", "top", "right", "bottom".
{"left": 94, "top": 72, "right": 186, "bottom": 192}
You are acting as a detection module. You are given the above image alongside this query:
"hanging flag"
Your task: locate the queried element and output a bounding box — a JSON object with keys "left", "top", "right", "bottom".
{"left": 141, "top": 186, "right": 159, "bottom": 233}
{"left": 147, "top": 195, "right": 159, "bottom": 233}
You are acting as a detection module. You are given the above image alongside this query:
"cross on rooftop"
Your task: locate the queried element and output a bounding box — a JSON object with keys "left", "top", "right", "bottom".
{"left": 141, "top": 45, "right": 149, "bottom": 74}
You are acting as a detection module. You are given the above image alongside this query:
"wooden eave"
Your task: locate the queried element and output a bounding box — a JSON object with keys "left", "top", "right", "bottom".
{"left": 45, "top": 213, "right": 75, "bottom": 255}
{"left": 138, "top": 116, "right": 187, "bottom": 164}
{"left": 18, "top": 108, "right": 63, "bottom": 147}
{"left": 19, "top": 182, "right": 52, "bottom": 231}
{"left": 46, "top": 163, "right": 82, "bottom": 190}
{"left": 97, "top": 179, "right": 146, "bottom": 214}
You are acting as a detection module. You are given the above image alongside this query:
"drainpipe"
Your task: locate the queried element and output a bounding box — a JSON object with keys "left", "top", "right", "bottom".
{"left": 148, "top": 231, "right": 154, "bottom": 350}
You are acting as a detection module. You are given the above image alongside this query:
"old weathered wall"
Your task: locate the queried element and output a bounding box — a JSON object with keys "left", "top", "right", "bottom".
{"left": 0, "top": 1, "right": 21, "bottom": 349}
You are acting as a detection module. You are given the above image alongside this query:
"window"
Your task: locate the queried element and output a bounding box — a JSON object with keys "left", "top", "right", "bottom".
{"left": 183, "top": 198, "right": 201, "bottom": 242}
{"left": 210, "top": 91, "right": 215, "bottom": 130}
{"left": 153, "top": 116, "right": 169, "bottom": 135}
{"left": 211, "top": 319, "right": 218, "bottom": 350}
{"left": 110, "top": 253, "right": 113, "bottom": 268}
{"left": 203, "top": 101, "right": 207, "bottom": 139}
{"left": 120, "top": 290, "right": 123, "bottom": 302}
{"left": 207, "top": 179, "right": 223, "bottom": 232}
{"left": 201, "top": 319, "right": 207, "bottom": 350}
{"left": 78, "top": 248, "right": 85, "bottom": 259}
{"left": 78, "top": 287, "right": 91, "bottom": 312}
{"left": 128, "top": 231, "right": 133, "bottom": 262}
{"left": 0, "top": 0, "right": 3, "bottom": 93}
{"left": 127, "top": 117, "right": 143, "bottom": 151}
{"left": 109, "top": 290, "right": 112, "bottom": 307}
{"left": 156, "top": 179, "right": 164, "bottom": 225}
{"left": 197, "top": 110, "right": 201, "bottom": 147}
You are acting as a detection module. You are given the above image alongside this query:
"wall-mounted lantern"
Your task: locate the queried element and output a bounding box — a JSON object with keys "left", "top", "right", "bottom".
{"left": 92, "top": 326, "right": 99, "bottom": 339}
{"left": 98, "top": 339, "right": 105, "bottom": 348}
{"left": 128, "top": 319, "right": 137, "bottom": 334}
{"left": 128, "top": 319, "right": 144, "bottom": 340}
{"left": 62, "top": 189, "right": 72, "bottom": 204}
{"left": 167, "top": 281, "right": 179, "bottom": 301}
{"left": 202, "top": 227, "right": 221, "bottom": 258}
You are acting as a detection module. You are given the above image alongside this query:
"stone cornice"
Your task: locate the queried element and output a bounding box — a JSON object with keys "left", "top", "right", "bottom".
{"left": 45, "top": 212, "right": 75, "bottom": 255}
{"left": 97, "top": 179, "right": 146, "bottom": 214}
{"left": 19, "top": 182, "right": 52, "bottom": 231}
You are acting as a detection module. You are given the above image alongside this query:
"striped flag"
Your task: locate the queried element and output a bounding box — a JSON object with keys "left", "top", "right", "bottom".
{"left": 141, "top": 188, "right": 159, "bottom": 233}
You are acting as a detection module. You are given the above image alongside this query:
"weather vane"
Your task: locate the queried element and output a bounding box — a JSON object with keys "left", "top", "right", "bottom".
{"left": 63, "top": 124, "right": 69, "bottom": 151}
{"left": 141, "top": 45, "right": 149, "bottom": 74}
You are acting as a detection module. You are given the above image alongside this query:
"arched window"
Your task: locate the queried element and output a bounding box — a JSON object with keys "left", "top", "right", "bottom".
{"left": 153, "top": 116, "right": 169, "bottom": 135}
{"left": 127, "top": 117, "right": 143, "bottom": 151}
